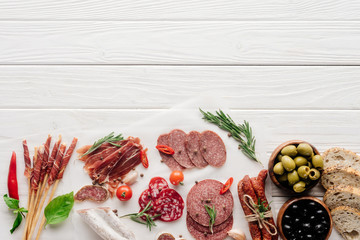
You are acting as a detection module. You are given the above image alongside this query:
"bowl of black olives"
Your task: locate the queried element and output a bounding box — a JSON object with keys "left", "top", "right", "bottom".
{"left": 277, "top": 196, "right": 332, "bottom": 240}
{"left": 268, "top": 140, "right": 324, "bottom": 194}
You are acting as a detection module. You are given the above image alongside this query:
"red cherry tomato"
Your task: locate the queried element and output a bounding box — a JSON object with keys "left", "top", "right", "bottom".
{"left": 220, "top": 177, "right": 233, "bottom": 195}
{"left": 116, "top": 185, "right": 132, "bottom": 201}
{"left": 169, "top": 170, "right": 184, "bottom": 185}
{"left": 140, "top": 150, "right": 149, "bottom": 168}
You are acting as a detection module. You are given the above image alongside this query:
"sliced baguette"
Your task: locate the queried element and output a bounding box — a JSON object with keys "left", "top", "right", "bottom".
{"left": 323, "top": 148, "right": 360, "bottom": 172}
{"left": 321, "top": 166, "right": 360, "bottom": 189}
{"left": 331, "top": 206, "right": 360, "bottom": 240}
{"left": 324, "top": 186, "right": 360, "bottom": 210}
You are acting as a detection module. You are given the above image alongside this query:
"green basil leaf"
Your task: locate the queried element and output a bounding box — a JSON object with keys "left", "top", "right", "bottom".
{"left": 3, "top": 194, "right": 19, "bottom": 210}
{"left": 10, "top": 212, "right": 22, "bottom": 234}
{"left": 44, "top": 192, "right": 74, "bottom": 225}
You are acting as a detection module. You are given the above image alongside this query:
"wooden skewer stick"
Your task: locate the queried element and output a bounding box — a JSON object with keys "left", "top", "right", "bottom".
{"left": 22, "top": 190, "right": 34, "bottom": 240}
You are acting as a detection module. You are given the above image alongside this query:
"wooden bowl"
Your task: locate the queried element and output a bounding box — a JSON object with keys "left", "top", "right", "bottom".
{"left": 268, "top": 140, "right": 321, "bottom": 194}
{"left": 277, "top": 196, "right": 333, "bottom": 240}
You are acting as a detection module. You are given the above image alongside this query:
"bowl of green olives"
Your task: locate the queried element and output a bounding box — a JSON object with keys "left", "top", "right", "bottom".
{"left": 268, "top": 140, "right": 324, "bottom": 194}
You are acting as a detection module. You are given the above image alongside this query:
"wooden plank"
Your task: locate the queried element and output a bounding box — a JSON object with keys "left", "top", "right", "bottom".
{"left": 0, "top": 21, "right": 360, "bottom": 64}
{"left": 0, "top": 0, "right": 359, "bottom": 20}
{"left": 1, "top": 66, "right": 360, "bottom": 109}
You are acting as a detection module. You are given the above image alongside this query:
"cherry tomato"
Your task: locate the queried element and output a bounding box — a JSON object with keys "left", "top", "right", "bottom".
{"left": 140, "top": 150, "right": 149, "bottom": 168}
{"left": 169, "top": 170, "right": 184, "bottom": 185}
{"left": 220, "top": 177, "right": 233, "bottom": 195}
{"left": 116, "top": 185, "right": 132, "bottom": 201}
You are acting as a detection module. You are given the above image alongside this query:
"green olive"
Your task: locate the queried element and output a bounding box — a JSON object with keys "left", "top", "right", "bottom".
{"left": 277, "top": 174, "right": 287, "bottom": 182}
{"left": 281, "top": 156, "right": 296, "bottom": 172}
{"left": 308, "top": 151, "right": 314, "bottom": 160}
{"left": 309, "top": 168, "right": 321, "bottom": 180}
{"left": 307, "top": 161, "right": 313, "bottom": 168}
{"left": 297, "top": 143, "right": 313, "bottom": 157}
{"left": 273, "top": 162, "right": 285, "bottom": 175}
{"left": 294, "top": 156, "right": 308, "bottom": 167}
{"left": 281, "top": 145, "right": 298, "bottom": 157}
{"left": 297, "top": 166, "right": 310, "bottom": 179}
{"left": 287, "top": 170, "right": 300, "bottom": 186}
{"left": 304, "top": 178, "right": 312, "bottom": 186}
{"left": 312, "top": 155, "right": 324, "bottom": 169}
{"left": 277, "top": 154, "right": 283, "bottom": 162}
{"left": 293, "top": 181, "right": 306, "bottom": 193}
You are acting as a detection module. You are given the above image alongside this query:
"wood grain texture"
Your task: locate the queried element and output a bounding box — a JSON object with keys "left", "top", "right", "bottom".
{"left": 0, "top": 0, "right": 360, "bottom": 20}
{"left": 1, "top": 66, "right": 360, "bottom": 109}
{"left": 0, "top": 21, "right": 360, "bottom": 64}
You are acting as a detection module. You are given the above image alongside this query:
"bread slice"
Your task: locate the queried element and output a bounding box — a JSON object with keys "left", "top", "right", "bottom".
{"left": 321, "top": 166, "right": 360, "bottom": 189}
{"left": 323, "top": 148, "right": 360, "bottom": 172}
{"left": 324, "top": 186, "right": 360, "bottom": 210}
{"left": 331, "top": 206, "right": 360, "bottom": 240}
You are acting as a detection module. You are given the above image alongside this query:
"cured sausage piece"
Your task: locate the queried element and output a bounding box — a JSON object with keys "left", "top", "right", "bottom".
{"left": 149, "top": 177, "right": 169, "bottom": 199}
{"left": 153, "top": 188, "right": 184, "bottom": 222}
{"left": 238, "top": 177, "right": 262, "bottom": 240}
{"left": 74, "top": 185, "right": 109, "bottom": 203}
{"left": 185, "top": 131, "right": 208, "bottom": 168}
{"left": 138, "top": 189, "right": 159, "bottom": 219}
{"left": 186, "top": 213, "right": 233, "bottom": 240}
{"left": 200, "top": 130, "right": 226, "bottom": 167}
{"left": 168, "top": 129, "right": 195, "bottom": 169}
{"left": 157, "top": 134, "right": 185, "bottom": 171}
{"left": 187, "top": 214, "right": 233, "bottom": 234}
{"left": 250, "top": 170, "right": 278, "bottom": 240}
{"left": 187, "top": 179, "right": 233, "bottom": 226}
{"left": 157, "top": 233, "right": 175, "bottom": 240}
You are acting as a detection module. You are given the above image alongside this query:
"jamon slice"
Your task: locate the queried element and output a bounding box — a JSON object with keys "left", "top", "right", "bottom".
{"left": 200, "top": 130, "right": 226, "bottom": 167}
{"left": 157, "top": 134, "right": 184, "bottom": 171}
{"left": 186, "top": 131, "right": 208, "bottom": 168}
{"left": 168, "top": 129, "right": 194, "bottom": 169}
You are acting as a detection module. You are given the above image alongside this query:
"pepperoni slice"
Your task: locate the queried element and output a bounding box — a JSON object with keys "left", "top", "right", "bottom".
{"left": 149, "top": 177, "right": 169, "bottom": 199}
{"left": 138, "top": 189, "right": 160, "bottom": 220}
{"left": 153, "top": 188, "right": 184, "bottom": 222}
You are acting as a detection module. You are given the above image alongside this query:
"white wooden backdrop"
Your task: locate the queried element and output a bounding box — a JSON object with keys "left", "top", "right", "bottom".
{"left": 1, "top": 1, "right": 360, "bottom": 239}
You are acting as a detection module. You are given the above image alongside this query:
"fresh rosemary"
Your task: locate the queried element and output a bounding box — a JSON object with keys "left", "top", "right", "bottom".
{"left": 199, "top": 108, "right": 262, "bottom": 165}
{"left": 255, "top": 198, "right": 272, "bottom": 219}
{"left": 82, "top": 132, "right": 124, "bottom": 157}
{"left": 120, "top": 201, "right": 160, "bottom": 231}
{"left": 204, "top": 204, "right": 217, "bottom": 234}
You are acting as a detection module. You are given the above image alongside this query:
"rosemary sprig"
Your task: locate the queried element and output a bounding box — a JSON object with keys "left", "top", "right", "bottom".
{"left": 255, "top": 198, "right": 272, "bottom": 219}
{"left": 82, "top": 132, "right": 124, "bottom": 157}
{"left": 204, "top": 204, "right": 217, "bottom": 234}
{"left": 199, "top": 108, "right": 262, "bottom": 166}
{"left": 120, "top": 201, "right": 160, "bottom": 231}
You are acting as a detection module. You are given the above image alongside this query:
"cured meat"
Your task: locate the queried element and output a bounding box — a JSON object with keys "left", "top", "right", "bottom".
{"left": 149, "top": 177, "right": 169, "bottom": 199}
{"left": 238, "top": 177, "right": 262, "bottom": 240}
{"left": 187, "top": 179, "right": 233, "bottom": 226}
{"left": 153, "top": 189, "right": 184, "bottom": 222}
{"left": 200, "top": 130, "right": 226, "bottom": 167}
{"left": 57, "top": 137, "right": 78, "bottom": 179}
{"left": 77, "top": 207, "right": 136, "bottom": 240}
{"left": 156, "top": 233, "right": 175, "bottom": 240}
{"left": 185, "top": 131, "right": 208, "bottom": 168}
{"left": 168, "top": 129, "right": 195, "bottom": 169}
{"left": 31, "top": 146, "right": 44, "bottom": 191}
{"left": 40, "top": 135, "right": 52, "bottom": 182}
{"left": 138, "top": 189, "right": 159, "bottom": 219}
{"left": 47, "top": 135, "right": 61, "bottom": 173}
{"left": 48, "top": 143, "right": 66, "bottom": 186}
{"left": 187, "top": 213, "right": 233, "bottom": 240}
{"left": 75, "top": 185, "right": 109, "bottom": 202}
{"left": 22, "top": 139, "right": 32, "bottom": 178}
{"left": 157, "top": 134, "right": 184, "bottom": 171}
{"left": 187, "top": 214, "right": 233, "bottom": 235}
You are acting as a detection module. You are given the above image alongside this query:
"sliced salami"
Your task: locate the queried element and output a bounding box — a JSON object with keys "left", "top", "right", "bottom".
{"left": 187, "top": 213, "right": 233, "bottom": 240}
{"left": 157, "top": 134, "right": 185, "bottom": 171}
{"left": 168, "top": 129, "right": 195, "bottom": 169}
{"left": 153, "top": 189, "right": 184, "bottom": 222}
{"left": 187, "top": 214, "right": 233, "bottom": 234}
{"left": 187, "top": 179, "right": 233, "bottom": 226}
{"left": 200, "top": 130, "right": 226, "bottom": 167}
{"left": 74, "top": 185, "right": 109, "bottom": 203}
{"left": 185, "top": 131, "right": 208, "bottom": 168}
{"left": 149, "top": 177, "right": 169, "bottom": 199}
{"left": 138, "top": 189, "right": 159, "bottom": 220}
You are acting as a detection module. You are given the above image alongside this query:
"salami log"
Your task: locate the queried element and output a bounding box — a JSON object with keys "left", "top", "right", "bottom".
{"left": 74, "top": 185, "right": 109, "bottom": 203}
{"left": 185, "top": 131, "right": 208, "bottom": 168}
{"left": 200, "top": 130, "right": 226, "bottom": 167}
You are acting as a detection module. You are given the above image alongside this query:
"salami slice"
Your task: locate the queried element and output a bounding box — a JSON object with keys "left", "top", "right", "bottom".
{"left": 185, "top": 131, "right": 208, "bottom": 168}
{"left": 187, "top": 214, "right": 233, "bottom": 234}
{"left": 200, "top": 130, "right": 226, "bottom": 167}
{"left": 74, "top": 185, "right": 109, "bottom": 202}
{"left": 149, "top": 177, "right": 169, "bottom": 199}
{"left": 153, "top": 188, "right": 184, "bottom": 222}
{"left": 187, "top": 213, "right": 233, "bottom": 240}
{"left": 168, "top": 129, "right": 195, "bottom": 169}
{"left": 157, "top": 134, "right": 185, "bottom": 171}
{"left": 187, "top": 179, "right": 233, "bottom": 226}
{"left": 138, "top": 189, "right": 160, "bottom": 220}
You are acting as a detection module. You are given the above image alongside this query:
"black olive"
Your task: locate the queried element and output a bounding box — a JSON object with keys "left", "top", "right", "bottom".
{"left": 294, "top": 217, "right": 301, "bottom": 224}
{"left": 316, "top": 209, "right": 324, "bottom": 215}
{"left": 283, "top": 214, "right": 292, "bottom": 224}
{"left": 291, "top": 203, "right": 299, "bottom": 211}
{"left": 307, "top": 201, "right": 316, "bottom": 207}
{"left": 302, "top": 222, "right": 311, "bottom": 230}
{"left": 314, "top": 224, "right": 325, "bottom": 234}
{"left": 283, "top": 224, "right": 291, "bottom": 232}
{"left": 309, "top": 214, "right": 316, "bottom": 222}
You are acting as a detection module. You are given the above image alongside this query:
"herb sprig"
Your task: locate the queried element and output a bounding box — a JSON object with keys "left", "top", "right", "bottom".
{"left": 255, "top": 198, "right": 272, "bottom": 219}
{"left": 121, "top": 201, "right": 160, "bottom": 231}
{"left": 82, "top": 132, "right": 124, "bottom": 157}
{"left": 204, "top": 204, "right": 217, "bottom": 234}
{"left": 200, "top": 109, "right": 261, "bottom": 165}
{"left": 3, "top": 194, "right": 28, "bottom": 234}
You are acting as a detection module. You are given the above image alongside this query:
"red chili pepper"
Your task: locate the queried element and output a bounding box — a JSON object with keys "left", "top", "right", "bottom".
{"left": 220, "top": 177, "right": 233, "bottom": 195}
{"left": 8, "top": 151, "right": 19, "bottom": 200}
{"left": 156, "top": 145, "right": 175, "bottom": 155}
{"left": 140, "top": 150, "right": 149, "bottom": 168}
